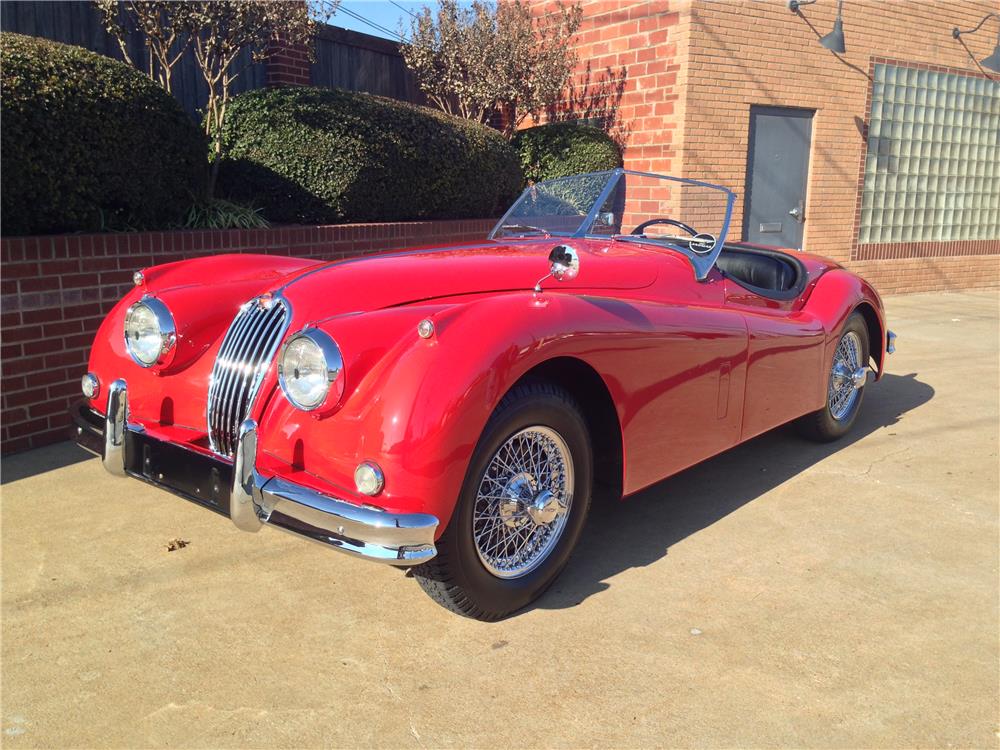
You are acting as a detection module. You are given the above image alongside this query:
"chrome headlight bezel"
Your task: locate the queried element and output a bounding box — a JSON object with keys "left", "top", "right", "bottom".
{"left": 123, "top": 296, "right": 176, "bottom": 368}
{"left": 277, "top": 328, "right": 345, "bottom": 412}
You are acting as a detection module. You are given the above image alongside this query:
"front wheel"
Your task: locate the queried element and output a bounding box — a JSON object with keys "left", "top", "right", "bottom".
{"left": 412, "top": 382, "right": 592, "bottom": 621}
{"left": 797, "top": 312, "right": 870, "bottom": 442}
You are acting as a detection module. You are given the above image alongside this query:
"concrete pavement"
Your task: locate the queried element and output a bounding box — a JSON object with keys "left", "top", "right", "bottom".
{"left": 2, "top": 290, "right": 998, "bottom": 748}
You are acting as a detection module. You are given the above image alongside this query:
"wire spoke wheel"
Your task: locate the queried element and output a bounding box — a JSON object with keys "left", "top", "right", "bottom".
{"left": 828, "top": 330, "right": 864, "bottom": 421}
{"left": 472, "top": 426, "right": 574, "bottom": 579}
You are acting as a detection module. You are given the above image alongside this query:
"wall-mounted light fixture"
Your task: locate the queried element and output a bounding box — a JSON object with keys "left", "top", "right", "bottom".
{"left": 788, "top": 0, "right": 846, "bottom": 54}
{"left": 953, "top": 12, "right": 1000, "bottom": 74}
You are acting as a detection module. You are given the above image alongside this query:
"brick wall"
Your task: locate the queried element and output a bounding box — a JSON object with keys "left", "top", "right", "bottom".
{"left": 0, "top": 219, "right": 495, "bottom": 455}
{"left": 551, "top": 0, "right": 999, "bottom": 293}
{"left": 265, "top": 38, "right": 312, "bottom": 87}
{"left": 679, "top": 0, "right": 999, "bottom": 289}
{"left": 551, "top": 1, "right": 690, "bottom": 176}
{"left": 844, "top": 256, "right": 1000, "bottom": 296}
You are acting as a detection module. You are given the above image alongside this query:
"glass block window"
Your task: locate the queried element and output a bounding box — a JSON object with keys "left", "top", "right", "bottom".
{"left": 859, "top": 63, "right": 999, "bottom": 244}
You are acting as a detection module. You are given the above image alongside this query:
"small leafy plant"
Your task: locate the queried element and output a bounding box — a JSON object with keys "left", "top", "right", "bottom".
{"left": 180, "top": 199, "right": 269, "bottom": 230}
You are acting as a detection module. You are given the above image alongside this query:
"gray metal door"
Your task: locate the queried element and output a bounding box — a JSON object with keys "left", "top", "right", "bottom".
{"left": 744, "top": 106, "right": 813, "bottom": 249}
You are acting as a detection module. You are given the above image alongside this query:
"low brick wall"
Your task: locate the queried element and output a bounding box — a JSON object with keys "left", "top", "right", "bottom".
{"left": 1, "top": 219, "right": 495, "bottom": 455}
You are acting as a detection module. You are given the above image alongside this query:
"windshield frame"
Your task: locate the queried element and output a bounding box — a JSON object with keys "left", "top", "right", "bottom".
{"left": 490, "top": 168, "right": 737, "bottom": 281}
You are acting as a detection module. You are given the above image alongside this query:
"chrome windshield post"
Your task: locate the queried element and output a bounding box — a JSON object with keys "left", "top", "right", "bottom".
{"left": 103, "top": 379, "right": 128, "bottom": 476}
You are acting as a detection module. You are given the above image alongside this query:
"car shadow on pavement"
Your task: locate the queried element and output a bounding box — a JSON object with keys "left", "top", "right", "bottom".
{"left": 1, "top": 441, "right": 94, "bottom": 485}
{"left": 533, "top": 371, "right": 935, "bottom": 612}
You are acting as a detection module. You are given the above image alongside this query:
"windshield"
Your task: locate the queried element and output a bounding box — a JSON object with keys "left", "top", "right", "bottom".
{"left": 490, "top": 169, "right": 736, "bottom": 280}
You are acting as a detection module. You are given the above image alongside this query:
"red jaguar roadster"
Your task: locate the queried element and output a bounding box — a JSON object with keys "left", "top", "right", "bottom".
{"left": 73, "top": 169, "right": 895, "bottom": 620}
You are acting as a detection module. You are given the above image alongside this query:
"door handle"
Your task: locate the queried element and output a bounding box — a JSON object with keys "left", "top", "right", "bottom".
{"left": 788, "top": 201, "right": 804, "bottom": 222}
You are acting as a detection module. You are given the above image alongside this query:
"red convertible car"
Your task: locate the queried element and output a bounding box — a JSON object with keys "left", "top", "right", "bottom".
{"left": 73, "top": 169, "right": 895, "bottom": 620}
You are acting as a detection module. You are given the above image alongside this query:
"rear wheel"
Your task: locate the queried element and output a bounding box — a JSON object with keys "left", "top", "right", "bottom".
{"left": 797, "top": 312, "right": 870, "bottom": 442}
{"left": 412, "top": 382, "right": 592, "bottom": 621}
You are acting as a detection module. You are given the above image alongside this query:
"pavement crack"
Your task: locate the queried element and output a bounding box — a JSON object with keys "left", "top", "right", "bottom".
{"left": 857, "top": 446, "right": 910, "bottom": 477}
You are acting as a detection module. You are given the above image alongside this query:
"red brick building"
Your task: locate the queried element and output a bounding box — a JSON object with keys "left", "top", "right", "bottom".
{"left": 552, "top": 0, "right": 999, "bottom": 293}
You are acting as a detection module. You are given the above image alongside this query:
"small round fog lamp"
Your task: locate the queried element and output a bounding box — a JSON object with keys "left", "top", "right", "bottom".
{"left": 354, "top": 461, "right": 384, "bottom": 496}
{"left": 81, "top": 372, "right": 100, "bottom": 399}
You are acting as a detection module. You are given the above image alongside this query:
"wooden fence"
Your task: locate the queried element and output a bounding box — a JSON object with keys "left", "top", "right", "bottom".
{"left": 312, "top": 25, "right": 424, "bottom": 104}
{"left": 0, "top": 1, "right": 422, "bottom": 118}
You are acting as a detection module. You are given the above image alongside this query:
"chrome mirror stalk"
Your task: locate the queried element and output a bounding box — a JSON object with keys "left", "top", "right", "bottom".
{"left": 534, "top": 245, "right": 580, "bottom": 294}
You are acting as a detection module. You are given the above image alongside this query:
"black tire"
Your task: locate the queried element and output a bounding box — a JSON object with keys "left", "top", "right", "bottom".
{"left": 412, "top": 381, "right": 592, "bottom": 621}
{"left": 797, "top": 312, "right": 870, "bottom": 442}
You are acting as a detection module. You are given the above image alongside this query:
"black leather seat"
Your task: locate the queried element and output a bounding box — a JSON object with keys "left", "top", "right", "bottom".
{"left": 716, "top": 249, "right": 798, "bottom": 292}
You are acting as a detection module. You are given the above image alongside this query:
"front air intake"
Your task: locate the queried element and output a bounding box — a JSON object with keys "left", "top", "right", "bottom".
{"left": 206, "top": 297, "right": 289, "bottom": 457}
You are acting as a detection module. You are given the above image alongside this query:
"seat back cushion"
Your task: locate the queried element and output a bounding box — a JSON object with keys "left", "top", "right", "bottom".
{"left": 717, "top": 251, "right": 796, "bottom": 291}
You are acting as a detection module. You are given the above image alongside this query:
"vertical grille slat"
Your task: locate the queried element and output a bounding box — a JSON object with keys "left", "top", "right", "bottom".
{"left": 207, "top": 298, "right": 289, "bottom": 457}
{"left": 217, "top": 306, "right": 266, "bottom": 455}
{"left": 209, "top": 305, "right": 258, "bottom": 448}
{"left": 221, "top": 311, "right": 283, "bottom": 455}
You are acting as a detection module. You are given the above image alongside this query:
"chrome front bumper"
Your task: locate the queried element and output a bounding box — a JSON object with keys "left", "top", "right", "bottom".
{"left": 74, "top": 379, "right": 438, "bottom": 566}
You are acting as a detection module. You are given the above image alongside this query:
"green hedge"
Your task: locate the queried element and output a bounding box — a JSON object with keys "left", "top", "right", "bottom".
{"left": 215, "top": 87, "right": 523, "bottom": 224}
{"left": 0, "top": 33, "right": 207, "bottom": 236}
{"left": 513, "top": 121, "right": 622, "bottom": 184}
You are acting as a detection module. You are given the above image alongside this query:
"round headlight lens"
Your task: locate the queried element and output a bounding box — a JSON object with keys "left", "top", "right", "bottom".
{"left": 124, "top": 297, "right": 175, "bottom": 367}
{"left": 278, "top": 330, "right": 344, "bottom": 411}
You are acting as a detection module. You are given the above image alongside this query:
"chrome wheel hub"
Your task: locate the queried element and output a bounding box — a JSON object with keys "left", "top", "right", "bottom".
{"left": 473, "top": 426, "right": 574, "bottom": 579}
{"left": 829, "top": 330, "right": 866, "bottom": 421}
{"left": 526, "top": 490, "right": 560, "bottom": 526}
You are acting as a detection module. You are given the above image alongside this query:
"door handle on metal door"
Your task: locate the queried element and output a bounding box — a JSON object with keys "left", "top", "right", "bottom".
{"left": 788, "top": 201, "right": 804, "bottom": 222}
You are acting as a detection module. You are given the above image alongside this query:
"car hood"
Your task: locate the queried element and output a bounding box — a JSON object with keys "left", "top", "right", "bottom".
{"left": 272, "top": 238, "right": 657, "bottom": 321}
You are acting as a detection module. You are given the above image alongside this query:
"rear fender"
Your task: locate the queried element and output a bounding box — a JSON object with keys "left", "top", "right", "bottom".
{"left": 804, "top": 269, "right": 887, "bottom": 379}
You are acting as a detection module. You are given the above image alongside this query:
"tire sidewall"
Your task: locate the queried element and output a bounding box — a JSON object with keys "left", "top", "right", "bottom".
{"left": 442, "top": 388, "right": 593, "bottom": 615}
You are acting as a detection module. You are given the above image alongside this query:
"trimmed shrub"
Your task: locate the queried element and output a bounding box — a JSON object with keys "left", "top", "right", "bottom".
{"left": 215, "top": 87, "right": 522, "bottom": 224}
{"left": 0, "top": 33, "right": 206, "bottom": 236}
{"left": 513, "top": 121, "right": 623, "bottom": 184}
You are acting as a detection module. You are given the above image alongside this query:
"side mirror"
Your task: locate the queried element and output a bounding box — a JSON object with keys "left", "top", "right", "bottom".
{"left": 548, "top": 244, "right": 579, "bottom": 282}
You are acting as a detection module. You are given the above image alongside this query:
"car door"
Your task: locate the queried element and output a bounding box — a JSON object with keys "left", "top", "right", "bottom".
{"left": 723, "top": 277, "right": 826, "bottom": 440}
{"left": 596, "top": 274, "right": 750, "bottom": 495}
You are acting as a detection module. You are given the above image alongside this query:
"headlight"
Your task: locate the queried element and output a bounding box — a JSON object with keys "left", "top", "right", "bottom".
{"left": 278, "top": 329, "right": 345, "bottom": 411}
{"left": 124, "top": 296, "right": 175, "bottom": 367}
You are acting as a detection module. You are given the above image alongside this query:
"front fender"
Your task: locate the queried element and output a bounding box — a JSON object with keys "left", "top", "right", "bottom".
{"left": 86, "top": 254, "right": 319, "bottom": 427}
{"left": 256, "top": 291, "right": 631, "bottom": 530}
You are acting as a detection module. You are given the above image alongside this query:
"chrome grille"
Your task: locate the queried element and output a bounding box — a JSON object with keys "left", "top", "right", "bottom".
{"left": 207, "top": 297, "right": 289, "bottom": 457}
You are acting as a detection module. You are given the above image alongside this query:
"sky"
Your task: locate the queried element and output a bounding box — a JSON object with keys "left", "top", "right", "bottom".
{"left": 328, "top": 1, "right": 430, "bottom": 41}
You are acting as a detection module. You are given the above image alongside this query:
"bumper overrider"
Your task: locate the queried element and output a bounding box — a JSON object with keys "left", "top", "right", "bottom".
{"left": 71, "top": 379, "right": 438, "bottom": 565}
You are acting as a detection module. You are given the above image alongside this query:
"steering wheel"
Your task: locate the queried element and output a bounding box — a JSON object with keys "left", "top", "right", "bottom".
{"left": 631, "top": 218, "right": 699, "bottom": 236}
